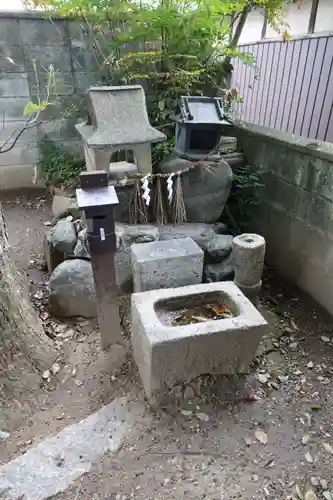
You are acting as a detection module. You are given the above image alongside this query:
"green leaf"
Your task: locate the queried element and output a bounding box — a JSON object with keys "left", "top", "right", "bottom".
{"left": 23, "top": 102, "right": 42, "bottom": 116}
{"left": 23, "top": 100, "right": 50, "bottom": 117}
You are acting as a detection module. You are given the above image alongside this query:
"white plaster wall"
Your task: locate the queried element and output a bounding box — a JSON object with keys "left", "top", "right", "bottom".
{"left": 238, "top": 8, "right": 265, "bottom": 44}
{"left": 315, "top": 0, "right": 333, "bottom": 32}
{"left": 266, "top": 0, "right": 311, "bottom": 38}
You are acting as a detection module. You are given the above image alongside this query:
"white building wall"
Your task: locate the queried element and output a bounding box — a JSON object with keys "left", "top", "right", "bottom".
{"left": 238, "top": 8, "right": 265, "bottom": 44}
{"left": 238, "top": 0, "right": 333, "bottom": 45}
{"left": 266, "top": 0, "right": 311, "bottom": 38}
{"left": 315, "top": 0, "right": 333, "bottom": 32}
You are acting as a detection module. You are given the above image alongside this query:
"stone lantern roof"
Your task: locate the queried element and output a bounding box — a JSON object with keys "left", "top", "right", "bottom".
{"left": 76, "top": 85, "right": 165, "bottom": 149}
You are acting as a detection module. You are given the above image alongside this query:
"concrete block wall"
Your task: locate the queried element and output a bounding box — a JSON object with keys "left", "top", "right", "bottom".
{"left": 0, "top": 11, "right": 102, "bottom": 190}
{"left": 236, "top": 121, "right": 333, "bottom": 314}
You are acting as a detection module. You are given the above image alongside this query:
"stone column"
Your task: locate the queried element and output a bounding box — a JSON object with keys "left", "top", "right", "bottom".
{"left": 232, "top": 233, "right": 266, "bottom": 307}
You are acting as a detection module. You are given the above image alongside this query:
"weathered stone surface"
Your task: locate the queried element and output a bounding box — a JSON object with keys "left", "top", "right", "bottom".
{"left": 48, "top": 259, "right": 96, "bottom": 318}
{"left": 73, "top": 228, "right": 90, "bottom": 259}
{"left": 115, "top": 224, "right": 159, "bottom": 293}
{"left": 131, "top": 281, "right": 268, "bottom": 401}
{"left": 205, "top": 234, "right": 233, "bottom": 263}
{"left": 0, "top": 398, "right": 137, "bottom": 500}
{"left": 0, "top": 431, "right": 10, "bottom": 443}
{"left": 158, "top": 223, "right": 216, "bottom": 248}
{"left": 120, "top": 224, "right": 159, "bottom": 246}
{"left": 51, "top": 191, "right": 78, "bottom": 218}
{"left": 131, "top": 237, "right": 204, "bottom": 293}
{"left": 71, "top": 223, "right": 159, "bottom": 292}
{"left": 0, "top": 74, "right": 30, "bottom": 98}
{"left": 204, "top": 253, "right": 234, "bottom": 283}
{"left": 50, "top": 219, "right": 77, "bottom": 255}
{"left": 233, "top": 233, "right": 266, "bottom": 287}
{"left": 157, "top": 156, "right": 233, "bottom": 223}
{"left": 43, "top": 231, "right": 64, "bottom": 274}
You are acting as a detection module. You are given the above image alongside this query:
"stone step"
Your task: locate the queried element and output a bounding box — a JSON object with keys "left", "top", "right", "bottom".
{"left": 0, "top": 398, "right": 140, "bottom": 500}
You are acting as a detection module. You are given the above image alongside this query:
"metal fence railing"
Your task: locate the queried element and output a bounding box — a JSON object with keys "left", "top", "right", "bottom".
{"left": 232, "top": 34, "right": 333, "bottom": 143}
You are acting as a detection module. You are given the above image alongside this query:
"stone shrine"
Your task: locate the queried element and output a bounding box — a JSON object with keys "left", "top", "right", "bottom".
{"left": 76, "top": 85, "right": 166, "bottom": 183}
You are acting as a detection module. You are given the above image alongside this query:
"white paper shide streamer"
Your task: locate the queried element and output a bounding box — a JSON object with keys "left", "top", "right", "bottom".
{"left": 141, "top": 175, "right": 151, "bottom": 206}
{"left": 167, "top": 173, "right": 174, "bottom": 204}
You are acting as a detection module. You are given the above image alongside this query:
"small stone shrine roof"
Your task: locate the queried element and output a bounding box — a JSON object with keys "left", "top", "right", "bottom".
{"left": 76, "top": 85, "right": 166, "bottom": 148}
{"left": 175, "top": 96, "right": 231, "bottom": 125}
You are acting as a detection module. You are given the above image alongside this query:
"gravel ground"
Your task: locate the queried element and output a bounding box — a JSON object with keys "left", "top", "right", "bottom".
{"left": 0, "top": 194, "right": 333, "bottom": 500}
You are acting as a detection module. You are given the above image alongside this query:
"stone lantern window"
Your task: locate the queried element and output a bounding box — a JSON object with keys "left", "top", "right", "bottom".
{"left": 76, "top": 85, "right": 165, "bottom": 183}
{"left": 173, "top": 96, "right": 235, "bottom": 161}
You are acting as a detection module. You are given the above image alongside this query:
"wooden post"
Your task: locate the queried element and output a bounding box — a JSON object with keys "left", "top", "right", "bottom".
{"left": 76, "top": 171, "right": 124, "bottom": 350}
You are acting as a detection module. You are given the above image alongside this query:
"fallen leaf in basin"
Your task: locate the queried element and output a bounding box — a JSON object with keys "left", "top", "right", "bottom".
{"left": 323, "top": 492, "right": 333, "bottom": 500}
{"left": 305, "top": 451, "right": 314, "bottom": 463}
{"left": 255, "top": 429, "right": 268, "bottom": 445}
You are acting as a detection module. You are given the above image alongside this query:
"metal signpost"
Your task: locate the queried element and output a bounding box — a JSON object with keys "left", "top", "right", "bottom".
{"left": 76, "top": 170, "right": 124, "bottom": 350}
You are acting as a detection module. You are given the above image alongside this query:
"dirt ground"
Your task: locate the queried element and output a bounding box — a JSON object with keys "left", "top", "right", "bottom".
{"left": 1, "top": 193, "right": 333, "bottom": 500}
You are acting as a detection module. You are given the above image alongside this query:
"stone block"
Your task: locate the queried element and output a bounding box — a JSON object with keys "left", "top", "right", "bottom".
{"left": 71, "top": 44, "right": 98, "bottom": 72}
{"left": 0, "top": 18, "right": 21, "bottom": 46}
{"left": 0, "top": 143, "right": 39, "bottom": 167}
{"left": 24, "top": 46, "right": 72, "bottom": 73}
{"left": 0, "top": 121, "right": 38, "bottom": 144}
{"left": 115, "top": 224, "right": 160, "bottom": 293}
{"left": 0, "top": 46, "right": 25, "bottom": 72}
{"left": 158, "top": 222, "right": 218, "bottom": 248}
{"left": 131, "top": 237, "right": 204, "bottom": 292}
{"left": 28, "top": 71, "right": 75, "bottom": 97}
{"left": 131, "top": 281, "right": 268, "bottom": 400}
{"left": 74, "top": 72, "right": 102, "bottom": 93}
{"left": 39, "top": 118, "right": 81, "bottom": 142}
{"left": 0, "top": 74, "right": 30, "bottom": 98}
{"left": 67, "top": 21, "right": 92, "bottom": 44}
{"left": 19, "top": 18, "right": 68, "bottom": 46}
{"left": 0, "top": 97, "right": 30, "bottom": 121}
{"left": 0, "top": 164, "right": 40, "bottom": 190}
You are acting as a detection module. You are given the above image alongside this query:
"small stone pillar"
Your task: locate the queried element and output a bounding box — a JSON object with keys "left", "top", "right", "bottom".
{"left": 232, "top": 233, "right": 266, "bottom": 307}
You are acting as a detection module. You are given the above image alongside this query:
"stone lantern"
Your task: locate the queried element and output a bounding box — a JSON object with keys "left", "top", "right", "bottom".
{"left": 174, "top": 96, "right": 235, "bottom": 160}
{"left": 76, "top": 85, "right": 166, "bottom": 183}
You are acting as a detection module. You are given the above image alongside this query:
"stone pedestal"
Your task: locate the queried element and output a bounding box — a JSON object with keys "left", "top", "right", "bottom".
{"left": 232, "top": 233, "right": 266, "bottom": 306}
{"left": 131, "top": 237, "right": 204, "bottom": 292}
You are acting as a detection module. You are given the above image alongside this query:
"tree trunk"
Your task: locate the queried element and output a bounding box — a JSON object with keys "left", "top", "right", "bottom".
{"left": 0, "top": 203, "right": 55, "bottom": 374}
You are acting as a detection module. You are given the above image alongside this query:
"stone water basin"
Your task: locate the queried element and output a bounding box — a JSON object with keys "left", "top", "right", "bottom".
{"left": 131, "top": 281, "right": 268, "bottom": 401}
